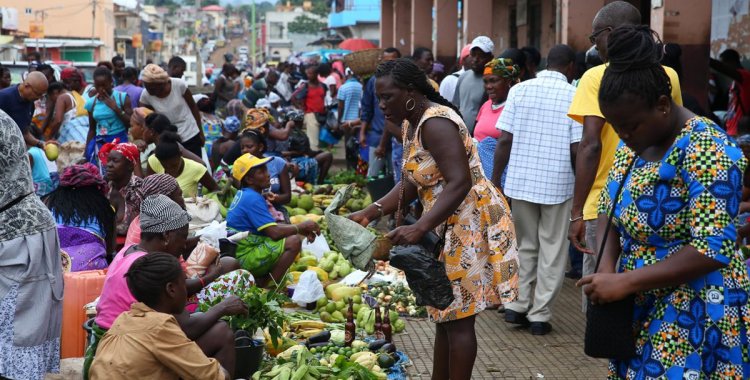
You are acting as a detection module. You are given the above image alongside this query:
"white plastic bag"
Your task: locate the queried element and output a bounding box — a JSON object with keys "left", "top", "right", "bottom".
{"left": 301, "top": 236, "right": 331, "bottom": 260}
{"left": 291, "top": 270, "right": 325, "bottom": 306}
{"left": 195, "top": 220, "right": 227, "bottom": 249}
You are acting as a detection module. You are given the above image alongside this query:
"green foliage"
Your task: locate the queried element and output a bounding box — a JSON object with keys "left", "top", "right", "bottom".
{"left": 278, "top": 0, "right": 330, "bottom": 17}
{"left": 287, "top": 14, "right": 327, "bottom": 35}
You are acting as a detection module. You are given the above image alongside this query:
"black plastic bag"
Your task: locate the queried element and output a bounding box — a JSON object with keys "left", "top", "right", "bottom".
{"left": 388, "top": 245, "right": 454, "bottom": 310}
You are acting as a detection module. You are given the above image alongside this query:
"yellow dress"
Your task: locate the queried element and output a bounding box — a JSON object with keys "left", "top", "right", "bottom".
{"left": 402, "top": 105, "right": 519, "bottom": 323}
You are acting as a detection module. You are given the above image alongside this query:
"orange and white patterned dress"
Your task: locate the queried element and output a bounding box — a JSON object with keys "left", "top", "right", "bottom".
{"left": 402, "top": 105, "right": 519, "bottom": 323}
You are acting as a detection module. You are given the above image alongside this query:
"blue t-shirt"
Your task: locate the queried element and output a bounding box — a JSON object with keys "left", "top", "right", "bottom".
{"left": 84, "top": 90, "right": 128, "bottom": 137}
{"left": 0, "top": 85, "right": 33, "bottom": 133}
{"left": 360, "top": 76, "right": 385, "bottom": 147}
{"left": 265, "top": 155, "right": 287, "bottom": 195}
{"left": 227, "top": 187, "right": 276, "bottom": 235}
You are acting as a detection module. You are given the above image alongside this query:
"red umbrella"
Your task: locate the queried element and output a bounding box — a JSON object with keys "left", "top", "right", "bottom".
{"left": 338, "top": 38, "right": 377, "bottom": 52}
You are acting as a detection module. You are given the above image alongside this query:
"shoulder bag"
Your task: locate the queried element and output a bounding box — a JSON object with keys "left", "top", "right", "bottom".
{"left": 584, "top": 158, "right": 637, "bottom": 360}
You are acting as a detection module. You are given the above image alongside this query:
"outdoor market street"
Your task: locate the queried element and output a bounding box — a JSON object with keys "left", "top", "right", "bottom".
{"left": 395, "top": 278, "right": 609, "bottom": 379}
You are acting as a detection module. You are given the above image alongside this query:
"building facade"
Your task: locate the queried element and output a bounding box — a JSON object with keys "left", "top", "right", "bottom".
{"left": 328, "top": 0, "right": 381, "bottom": 42}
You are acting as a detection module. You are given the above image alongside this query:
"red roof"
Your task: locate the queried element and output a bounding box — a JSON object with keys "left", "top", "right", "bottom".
{"left": 202, "top": 5, "right": 224, "bottom": 12}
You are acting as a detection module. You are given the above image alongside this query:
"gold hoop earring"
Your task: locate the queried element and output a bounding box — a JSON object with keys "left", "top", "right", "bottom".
{"left": 405, "top": 98, "right": 416, "bottom": 111}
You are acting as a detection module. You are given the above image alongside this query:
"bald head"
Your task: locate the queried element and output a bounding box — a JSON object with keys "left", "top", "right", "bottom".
{"left": 20, "top": 71, "right": 49, "bottom": 102}
{"left": 593, "top": 1, "right": 641, "bottom": 29}
{"left": 592, "top": 1, "right": 641, "bottom": 62}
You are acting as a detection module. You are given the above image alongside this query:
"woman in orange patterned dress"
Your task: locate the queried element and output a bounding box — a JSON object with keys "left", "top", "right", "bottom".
{"left": 350, "top": 58, "right": 519, "bottom": 380}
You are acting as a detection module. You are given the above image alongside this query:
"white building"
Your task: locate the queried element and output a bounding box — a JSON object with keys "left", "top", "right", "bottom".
{"left": 265, "top": 7, "right": 326, "bottom": 61}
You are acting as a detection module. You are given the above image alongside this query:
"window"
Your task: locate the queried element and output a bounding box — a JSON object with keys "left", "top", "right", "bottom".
{"left": 509, "top": 7, "right": 518, "bottom": 48}
{"left": 527, "top": 1, "right": 541, "bottom": 49}
{"left": 269, "top": 22, "right": 284, "bottom": 39}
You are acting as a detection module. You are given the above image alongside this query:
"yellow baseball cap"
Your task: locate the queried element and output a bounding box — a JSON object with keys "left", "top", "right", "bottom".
{"left": 232, "top": 153, "right": 272, "bottom": 182}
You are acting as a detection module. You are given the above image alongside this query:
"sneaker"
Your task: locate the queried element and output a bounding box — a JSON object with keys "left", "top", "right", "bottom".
{"left": 504, "top": 309, "right": 530, "bottom": 326}
{"left": 530, "top": 321, "right": 552, "bottom": 335}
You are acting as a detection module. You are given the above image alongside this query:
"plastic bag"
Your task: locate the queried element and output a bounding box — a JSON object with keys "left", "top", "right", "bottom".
{"left": 185, "top": 197, "right": 222, "bottom": 226}
{"left": 324, "top": 185, "right": 376, "bottom": 271}
{"left": 388, "top": 245, "right": 455, "bottom": 310}
{"left": 291, "top": 270, "right": 325, "bottom": 306}
{"left": 186, "top": 242, "right": 220, "bottom": 278}
{"left": 195, "top": 221, "right": 227, "bottom": 249}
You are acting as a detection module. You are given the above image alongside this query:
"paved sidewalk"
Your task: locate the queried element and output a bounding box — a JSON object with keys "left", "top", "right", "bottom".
{"left": 393, "top": 278, "right": 609, "bottom": 379}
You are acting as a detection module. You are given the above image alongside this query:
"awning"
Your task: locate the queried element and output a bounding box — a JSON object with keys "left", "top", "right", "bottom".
{"left": 24, "top": 38, "right": 105, "bottom": 48}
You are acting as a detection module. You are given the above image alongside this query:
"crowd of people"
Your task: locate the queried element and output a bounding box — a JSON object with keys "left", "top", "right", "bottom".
{"left": 1, "top": 0, "right": 750, "bottom": 379}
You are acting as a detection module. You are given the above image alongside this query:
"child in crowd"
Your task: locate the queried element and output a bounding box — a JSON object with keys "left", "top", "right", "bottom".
{"left": 89, "top": 253, "right": 232, "bottom": 380}
{"left": 283, "top": 110, "right": 332, "bottom": 184}
{"left": 28, "top": 144, "right": 56, "bottom": 197}
{"left": 238, "top": 129, "right": 292, "bottom": 217}
{"left": 226, "top": 154, "right": 320, "bottom": 286}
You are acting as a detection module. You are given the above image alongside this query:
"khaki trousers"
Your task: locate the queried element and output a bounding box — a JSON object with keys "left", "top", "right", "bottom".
{"left": 303, "top": 112, "right": 320, "bottom": 151}
{"left": 505, "top": 198, "right": 572, "bottom": 322}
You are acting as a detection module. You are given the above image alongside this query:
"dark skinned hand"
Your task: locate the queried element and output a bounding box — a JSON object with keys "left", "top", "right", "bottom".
{"left": 348, "top": 210, "right": 372, "bottom": 227}
{"left": 297, "top": 220, "right": 321, "bottom": 242}
{"left": 577, "top": 273, "right": 632, "bottom": 305}
{"left": 568, "top": 219, "right": 592, "bottom": 254}
{"left": 99, "top": 94, "right": 119, "bottom": 113}
{"left": 202, "top": 261, "right": 224, "bottom": 284}
{"left": 216, "top": 295, "right": 249, "bottom": 317}
{"left": 387, "top": 225, "right": 427, "bottom": 246}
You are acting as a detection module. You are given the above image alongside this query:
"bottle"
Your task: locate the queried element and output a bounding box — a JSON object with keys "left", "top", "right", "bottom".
{"left": 374, "top": 307, "right": 384, "bottom": 340}
{"left": 345, "top": 299, "right": 355, "bottom": 347}
{"left": 382, "top": 306, "right": 393, "bottom": 343}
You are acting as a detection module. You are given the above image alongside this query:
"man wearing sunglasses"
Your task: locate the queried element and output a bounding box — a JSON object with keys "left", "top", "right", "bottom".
{"left": 566, "top": 1, "right": 684, "bottom": 312}
{"left": 0, "top": 71, "right": 49, "bottom": 150}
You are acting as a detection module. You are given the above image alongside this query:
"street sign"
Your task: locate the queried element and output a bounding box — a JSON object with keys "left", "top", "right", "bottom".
{"left": 29, "top": 21, "right": 44, "bottom": 39}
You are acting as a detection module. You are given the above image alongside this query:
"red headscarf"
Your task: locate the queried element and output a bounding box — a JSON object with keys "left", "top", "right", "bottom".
{"left": 98, "top": 139, "right": 139, "bottom": 166}
{"left": 59, "top": 163, "right": 109, "bottom": 195}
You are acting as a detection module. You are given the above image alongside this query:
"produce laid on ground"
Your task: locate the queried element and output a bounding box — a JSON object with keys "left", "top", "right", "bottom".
{"left": 240, "top": 183, "right": 431, "bottom": 379}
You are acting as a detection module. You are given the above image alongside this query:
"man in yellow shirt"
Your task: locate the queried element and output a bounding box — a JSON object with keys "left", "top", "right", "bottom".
{"left": 567, "top": 1, "right": 683, "bottom": 311}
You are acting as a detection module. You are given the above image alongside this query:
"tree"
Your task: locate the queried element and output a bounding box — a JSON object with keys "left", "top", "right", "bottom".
{"left": 276, "top": 0, "right": 330, "bottom": 18}
{"left": 287, "top": 14, "right": 326, "bottom": 35}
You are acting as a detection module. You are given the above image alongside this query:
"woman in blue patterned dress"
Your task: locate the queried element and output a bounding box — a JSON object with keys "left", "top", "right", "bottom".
{"left": 577, "top": 25, "right": 750, "bottom": 379}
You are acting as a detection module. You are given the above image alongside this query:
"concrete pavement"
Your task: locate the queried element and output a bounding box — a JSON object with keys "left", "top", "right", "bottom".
{"left": 393, "top": 278, "right": 609, "bottom": 379}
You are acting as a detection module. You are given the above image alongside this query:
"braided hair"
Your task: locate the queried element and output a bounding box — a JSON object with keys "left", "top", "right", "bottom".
{"left": 43, "top": 186, "right": 115, "bottom": 253}
{"left": 154, "top": 130, "right": 182, "bottom": 161}
{"left": 599, "top": 25, "right": 671, "bottom": 109}
{"left": 125, "top": 252, "right": 183, "bottom": 307}
{"left": 374, "top": 58, "right": 461, "bottom": 118}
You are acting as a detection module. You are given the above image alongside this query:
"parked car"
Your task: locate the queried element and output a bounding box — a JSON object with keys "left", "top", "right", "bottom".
{"left": 0, "top": 60, "right": 61, "bottom": 84}
{"left": 237, "top": 46, "right": 249, "bottom": 55}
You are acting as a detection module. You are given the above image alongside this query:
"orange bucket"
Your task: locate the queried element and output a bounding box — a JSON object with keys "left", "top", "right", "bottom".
{"left": 61, "top": 270, "right": 107, "bottom": 358}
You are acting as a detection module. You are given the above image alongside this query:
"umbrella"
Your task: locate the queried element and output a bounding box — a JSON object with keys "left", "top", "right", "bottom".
{"left": 339, "top": 38, "right": 377, "bottom": 52}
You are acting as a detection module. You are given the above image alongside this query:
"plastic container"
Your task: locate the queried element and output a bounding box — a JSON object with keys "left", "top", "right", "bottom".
{"left": 61, "top": 270, "right": 107, "bottom": 359}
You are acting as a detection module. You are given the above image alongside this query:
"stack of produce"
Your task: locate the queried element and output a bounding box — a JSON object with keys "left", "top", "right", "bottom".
{"left": 289, "top": 251, "right": 354, "bottom": 283}
{"left": 253, "top": 344, "right": 390, "bottom": 380}
{"left": 367, "top": 282, "right": 427, "bottom": 318}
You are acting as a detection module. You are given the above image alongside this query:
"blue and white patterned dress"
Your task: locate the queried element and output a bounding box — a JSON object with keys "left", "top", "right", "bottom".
{"left": 599, "top": 117, "right": 750, "bottom": 379}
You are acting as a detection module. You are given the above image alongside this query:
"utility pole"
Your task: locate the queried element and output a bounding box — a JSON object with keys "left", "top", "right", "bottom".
{"left": 251, "top": 0, "right": 256, "bottom": 72}
{"left": 92, "top": 0, "right": 97, "bottom": 46}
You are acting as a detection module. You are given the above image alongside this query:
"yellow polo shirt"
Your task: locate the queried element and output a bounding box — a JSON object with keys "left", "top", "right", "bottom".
{"left": 568, "top": 64, "right": 683, "bottom": 220}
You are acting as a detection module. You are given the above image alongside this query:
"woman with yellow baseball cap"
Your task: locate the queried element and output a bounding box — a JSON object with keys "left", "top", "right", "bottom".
{"left": 226, "top": 153, "right": 321, "bottom": 286}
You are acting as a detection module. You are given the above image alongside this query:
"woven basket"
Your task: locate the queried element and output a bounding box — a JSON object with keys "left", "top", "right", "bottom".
{"left": 344, "top": 48, "right": 384, "bottom": 76}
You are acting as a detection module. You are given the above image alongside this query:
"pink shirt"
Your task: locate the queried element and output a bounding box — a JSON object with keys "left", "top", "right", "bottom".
{"left": 473, "top": 100, "right": 504, "bottom": 142}
{"left": 95, "top": 246, "right": 146, "bottom": 329}
{"left": 124, "top": 216, "right": 141, "bottom": 247}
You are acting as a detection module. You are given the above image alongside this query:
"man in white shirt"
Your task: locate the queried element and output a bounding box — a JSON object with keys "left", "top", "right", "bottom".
{"left": 453, "top": 36, "right": 495, "bottom": 134}
{"left": 439, "top": 44, "right": 471, "bottom": 102}
{"left": 491, "top": 45, "right": 581, "bottom": 336}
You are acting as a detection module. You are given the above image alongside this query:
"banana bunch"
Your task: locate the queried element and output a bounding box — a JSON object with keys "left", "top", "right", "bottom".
{"left": 290, "top": 320, "right": 326, "bottom": 339}
{"left": 312, "top": 194, "right": 335, "bottom": 208}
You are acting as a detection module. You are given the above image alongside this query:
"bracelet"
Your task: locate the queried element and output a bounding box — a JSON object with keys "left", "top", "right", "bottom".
{"left": 373, "top": 202, "right": 384, "bottom": 217}
{"left": 569, "top": 215, "right": 584, "bottom": 222}
{"left": 293, "top": 224, "right": 300, "bottom": 234}
{"left": 198, "top": 276, "right": 206, "bottom": 288}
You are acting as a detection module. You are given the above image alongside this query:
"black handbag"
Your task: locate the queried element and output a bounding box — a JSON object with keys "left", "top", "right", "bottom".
{"left": 584, "top": 159, "right": 637, "bottom": 360}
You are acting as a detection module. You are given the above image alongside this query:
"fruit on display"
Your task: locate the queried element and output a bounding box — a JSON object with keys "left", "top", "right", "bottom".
{"left": 367, "top": 282, "right": 428, "bottom": 318}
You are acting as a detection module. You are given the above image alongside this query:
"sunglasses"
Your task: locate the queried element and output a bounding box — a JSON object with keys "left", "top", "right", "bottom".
{"left": 588, "top": 27, "right": 612, "bottom": 44}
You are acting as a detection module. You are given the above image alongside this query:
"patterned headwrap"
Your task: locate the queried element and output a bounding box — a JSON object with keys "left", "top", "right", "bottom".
{"left": 131, "top": 107, "right": 153, "bottom": 127}
{"left": 223, "top": 116, "right": 241, "bottom": 133}
{"left": 483, "top": 58, "right": 521, "bottom": 82}
{"left": 98, "top": 139, "right": 140, "bottom": 166}
{"left": 60, "top": 67, "right": 78, "bottom": 81}
{"left": 123, "top": 174, "right": 179, "bottom": 224}
{"left": 140, "top": 64, "right": 170, "bottom": 84}
{"left": 243, "top": 108, "right": 270, "bottom": 135}
{"left": 59, "top": 163, "right": 109, "bottom": 195}
{"left": 140, "top": 194, "right": 191, "bottom": 233}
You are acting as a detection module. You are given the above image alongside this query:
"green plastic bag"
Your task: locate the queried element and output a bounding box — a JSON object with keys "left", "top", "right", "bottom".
{"left": 324, "top": 185, "right": 376, "bottom": 271}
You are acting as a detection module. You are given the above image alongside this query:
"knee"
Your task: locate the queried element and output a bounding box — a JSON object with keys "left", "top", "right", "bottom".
{"left": 209, "top": 320, "right": 234, "bottom": 347}
{"left": 219, "top": 257, "right": 241, "bottom": 273}
{"left": 286, "top": 234, "right": 302, "bottom": 253}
